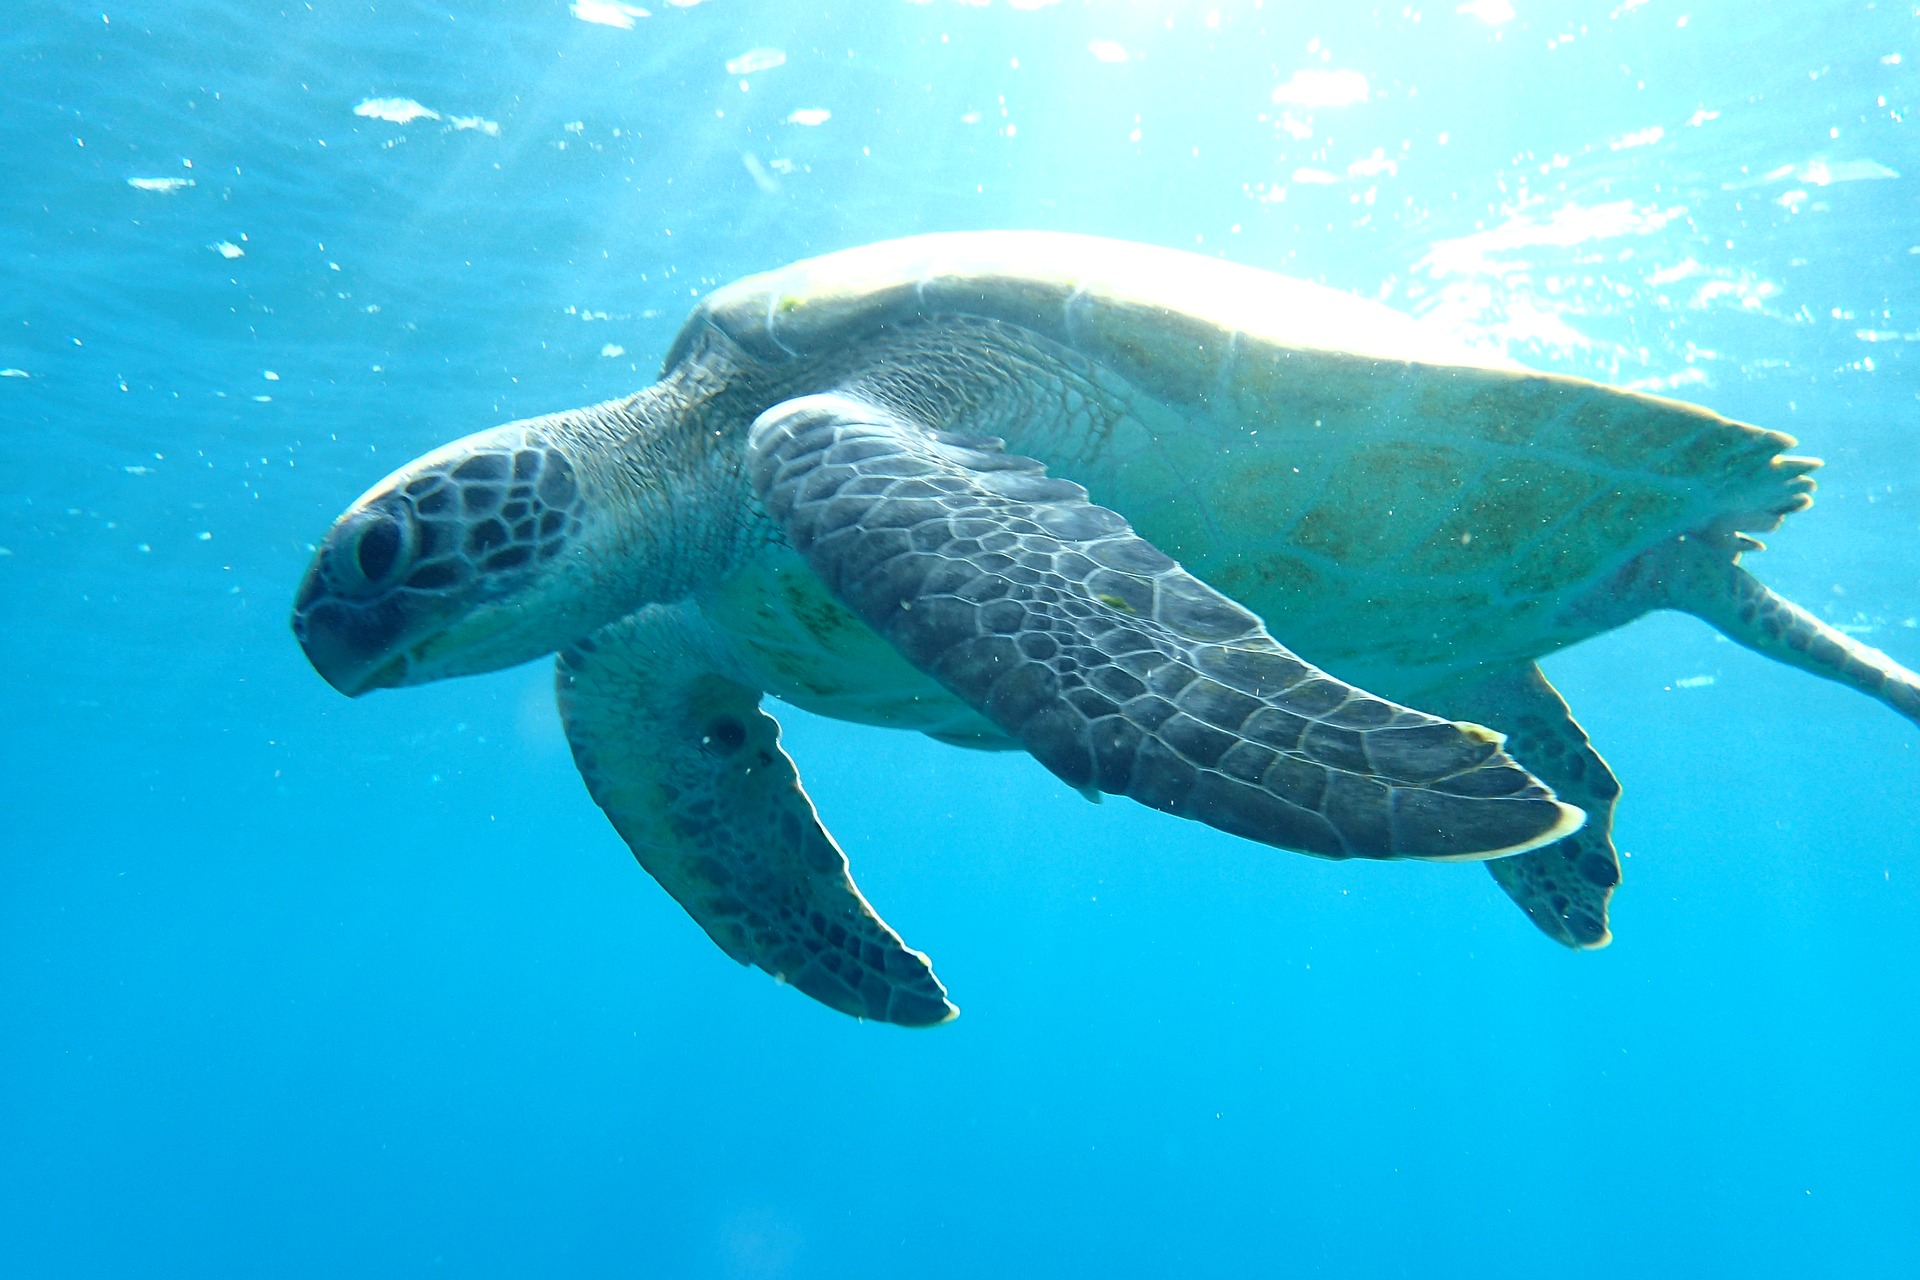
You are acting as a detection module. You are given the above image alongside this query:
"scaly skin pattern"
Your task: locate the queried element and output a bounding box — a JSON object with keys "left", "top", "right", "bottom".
{"left": 694, "top": 309, "right": 1912, "bottom": 953}
{"left": 1425, "top": 664, "right": 1624, "bottom": 949}
{"left": 754, "top": 314, "right": 1822, "bottom": 697}
{"left": 291, "top": 428, "right": 589, "bottom": 688}
{"left": 1625, "top": 533, "right": 1920, "bottom": 727}
{"left": 748, "top": 392, "right": 1580, "bottom": 862}
{"left": 557, "top": 604, "right": 955, "bottom": 1026}
{"left": 293, "top": 233, "right": 1918, "bottom": 1016}
{"left": 692, "top": 233, "right": 1826, "bottom": 685}
{"left": 290, "top": 388, "right": 739, "bottom": 694}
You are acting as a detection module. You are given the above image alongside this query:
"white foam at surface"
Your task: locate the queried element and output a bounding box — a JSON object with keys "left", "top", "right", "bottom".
{"left": 450, "top": 116, "right": 501, "bottom": 136}
{"left": 1725, "top": 157, "right": 1900, "bottom": 190}
{"left": 1410, "top": 201, "right": 1699, "bottom": 360}
{"left": 1799, "top": 158, "right": 1900, "bottom": 185}
{"left": 1087, "top": 39, "right": 1129, "bottom": 63}
{"left": 211, "top": 241, "right": 244, "bottom": 259}
{"left": 1688, "top": 273, "right": 1779, "bottom": 311}
{"left": 741, "top": 152, "right": 780, "bottom": 193}
{"left": 1346, "top": 149, "right": 1398, "bottom": 178}
{"left": 1416, "top": 199, "right": 1686, "bottom": 278}
{"left": 571, "top": 0, "right": 649, "bottom": 27}
{"left": 600, "top": 344, "right": 626, "bottom": 358}
{"left": 354, "top": 98, "right": 440, "bottom": 124}
{"left": 1270, "top": 69, "right": 1369, "bottom": 108}
{"left": 1291, "top": 167, "right": 1339, "bottom": 185}
{"left": 726, "top": 48, "right": 787, "bottom": 75}
{"left": 0, "top": 368, "right": 29, "bottom": 378}
{"left": 1726, "top": 164, "right": 1800, "bottom": 190}
{"left": 785, "top": 108, "right": 831, "bottom": 126}
{"left": 1645, "top": 257, "right": 1707, "bottom": 287}
{"left": 127, "top": 177, "right": 195, "bottom": 192}
{"left": 1609, "top": 125, "right": 1665, "bottom": 150}
{"left": 1457, "top": 0, "right": 1516, "bottom": 22}
{"left": 1624, "top": 366, "right": 1711, "bottom": 393}
{"left": 1491, "top": 294, "right": 1598, "bottom": 349}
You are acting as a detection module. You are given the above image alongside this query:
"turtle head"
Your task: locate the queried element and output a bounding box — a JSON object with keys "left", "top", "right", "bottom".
{"left": 293, "top": 407, "right": 655, "bottom": 695}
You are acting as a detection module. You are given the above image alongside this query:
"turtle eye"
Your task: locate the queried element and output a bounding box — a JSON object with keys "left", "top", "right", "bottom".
{"left": 333, "top": 503, "right": 415, "bottom": 595}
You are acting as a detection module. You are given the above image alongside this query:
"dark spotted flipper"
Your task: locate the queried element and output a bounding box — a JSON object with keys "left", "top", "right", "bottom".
{"left": 748, "top": 393, "right": 1584, "bottom": 862}
{"left": 556, "top": 604, "right": 955, "bottom": 1026}
{"left": 1643, "top": 534, "right": 1920, "bottom": 727}
{"left": 1424, "top": 664, "right": 1622, "bottom": 949}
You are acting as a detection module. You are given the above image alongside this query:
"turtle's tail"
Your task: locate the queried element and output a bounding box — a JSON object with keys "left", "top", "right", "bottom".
{"left": 1657, "top": 534, "right": 1920, "bottom": 727}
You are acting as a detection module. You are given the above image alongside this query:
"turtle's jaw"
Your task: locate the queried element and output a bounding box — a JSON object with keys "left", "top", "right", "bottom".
{"left": 293, "top": 577, "right": 562, "bottom": 696}
{"left": 294, "top": 393, "right": 694, "bottom": 695}
{"left": 291, "top": 582, "right": 433, "bottom": 696}
{"left": 356, "top": 654, "right": 411, "bottom": 694}
{"left": 319, "top": 652, "right": 409, "bottom": 697}
{"left": 292, "top": 418, "right": 616, "bottom": 695}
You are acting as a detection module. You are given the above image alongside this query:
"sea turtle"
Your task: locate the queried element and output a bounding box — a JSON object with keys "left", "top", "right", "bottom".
{"left": 292, "top": 231, "right": 1920, "bottom": 1025}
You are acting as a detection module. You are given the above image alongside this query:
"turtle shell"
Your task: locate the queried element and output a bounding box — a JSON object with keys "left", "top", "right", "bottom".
{"left": 669, "top": 229, "right": 1505, "bottom": 377}
{"left": 672, "top": 232, "right": 1819, "bottom": 692}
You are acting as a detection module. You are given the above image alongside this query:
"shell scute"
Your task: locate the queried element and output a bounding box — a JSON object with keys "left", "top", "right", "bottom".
{"left": 1502, "top": 536, "right": 1600, "bottom": 600}
{"left": 1226, "top": 348, "right": 1395, "bottom": 431}
{"left": 1417, "top": 373, "right": 1555, "bottom": 448}
{"left": 1068, "top": 298, "right": 1229, "bottom": 406}
{"left": 1213, "top": 555, "right": 1324, "bottom": 617}
{"left": 676, "top": 233, "right": 1822, "bottom": 684}
{"left": 1201, "top": 455, "right": 1325, "bottom": 541}
{"left": 1406, "top": 455, "right": 1562, "bottom": 568}
{"left": 919, "top": 273, "right": 1077, "bottom": 333}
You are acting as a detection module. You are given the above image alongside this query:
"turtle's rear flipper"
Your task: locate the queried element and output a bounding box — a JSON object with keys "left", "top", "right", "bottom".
{"left": 1648, "top": 535, "right": 1920, "bottom": 726}
{"left": 556, "top": 603, "right": 956, "bottom": 1027}
{"left": 1425, "top": 664, "right": 1622, "bottom": 950}
{"left": 749, "top": 392, "right": 1584, "bottom": 863}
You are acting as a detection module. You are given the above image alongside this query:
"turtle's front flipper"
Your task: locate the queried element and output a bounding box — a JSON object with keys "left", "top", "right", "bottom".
{"left": 749, "top": 393, "right": 1583, "bottom": 862}
{"left": 1424, "top": 664, "right": 1622, "bottom": 949}
{"left": 556, "top": 604, "right": 955, "bottom": 1026}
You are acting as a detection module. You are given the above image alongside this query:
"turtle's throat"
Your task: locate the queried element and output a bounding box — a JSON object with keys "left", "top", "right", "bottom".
{"left": 353, "top": 653, "right": 412, "bottom": 695}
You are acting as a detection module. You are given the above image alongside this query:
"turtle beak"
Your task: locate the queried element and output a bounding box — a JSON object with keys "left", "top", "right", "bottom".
{"left": 290, "top": 504, "right": 454, "bottom": 696}
{"left": 290, "top": 499, "right": 577, "bottom": 696}
{"left": 291, "top": 564, "right": 418, "bottom": 696}
{"left": 292, "top": 420, "right": 607, "bottom": 694}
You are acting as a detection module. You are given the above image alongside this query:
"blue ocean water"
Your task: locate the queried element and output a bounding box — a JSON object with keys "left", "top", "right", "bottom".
{"left": 4, "top": 0, "right": 1917, "bottom": 1274}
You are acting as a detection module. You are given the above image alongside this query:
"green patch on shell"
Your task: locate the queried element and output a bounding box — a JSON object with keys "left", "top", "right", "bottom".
{"left": 783, "top": 578, "right": 858, "bottom": 643}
